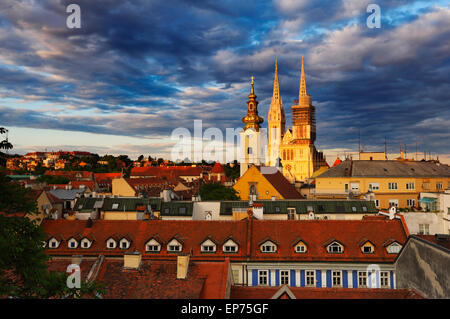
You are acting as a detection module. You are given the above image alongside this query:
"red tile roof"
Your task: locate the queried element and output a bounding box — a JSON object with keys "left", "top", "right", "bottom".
{"left": 259, "top": 167, "right": 303, "bottom": 199}
{"left": 70, "top": 181, "right": 95, "bottom": 190}
{"left": 41, "top": 217, "right": 408, "bottom": 263}
{"left": 131, "top": 166, "right": 203, "bottom": 180}
{"left": 230, "top": 286, "right": 424, "bottom": 299}
{"left": 93, "top": 172, "right": 122, "bottom": 182}
{"left": 211, "top": 162, "right": 225, "bottom": 174}
{"left": 94, "top": 259, "right": 229, "bottom": 299}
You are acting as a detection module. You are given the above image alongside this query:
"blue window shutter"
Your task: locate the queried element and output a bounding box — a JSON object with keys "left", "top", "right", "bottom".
{"left": 275, "top": 270, "right": 280, "bottom": 286}
{"left": 376, "top": 271, "right": 380, "bottom": 288}
{"left": 269, "top": 270, "right": 272, "bottom": 286}
{"left": 316, "top": 270, "right": 322, "bottom": 287}
{"left": 343, "top": 270, "right": 348, "bottom": 288}
{"left": 326, "top": 270, "right": 332, "bottom": 287}
{"left": 390, "top": 271, "right": 394, "bottom": 289}
{"left": 290, "top": 270, "right": 296, "bottom": 287}
{"left": 300, "top": 270, "right": 305, "bottom": 287}
{"left": 353, "top": 270, "right": 358, "bottom": 288}
{"left": 252, "top": 270, "right": 258, "bottom": 286}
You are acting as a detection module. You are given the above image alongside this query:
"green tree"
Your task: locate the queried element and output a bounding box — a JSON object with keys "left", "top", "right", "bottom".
{"left": 0, "top": 172, "right": 103, "bottom": 298}
{"left": 199, "top": 182, "right": 240, "bottom": 201}
{"left": 37, "top": 175, "right": 70, "bottom": 185}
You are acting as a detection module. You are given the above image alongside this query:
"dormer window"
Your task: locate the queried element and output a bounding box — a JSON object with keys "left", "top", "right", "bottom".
{"left": 327, "top": 241, "right": 344, "bottom": 254}
{"left": 48, "top": 238, "right": 60, "bottom": 249}
{"left": 145, "top": 239, "right": 161, "bottom": 253}
{"left": 68, "top": 238, "right": 78, "bottom": 249}
{"left": 260, "top": 240, "right": 277, "bottom": 253}
{"left": 80, "top": 238, "right": 92, "bottom": 249}
{"left": 106, "top": 238, "right": 117, "bottom": 249}
{"left": 223, "top": 239, "right": 238, "bottom": 253}
{"left": 361, "top": 241, "right": 374, "bottom": 254}
{"left": 387, "top": 242, "right": 402, "bottom": 254}
{"left": 167, "top": 238, "right": 182, "bottom": 253}
{"left": 294, "top": 241, "right": 307, "bottom": 253}
{"left": 201, "top": 239, "right": 217, "bottom": 253}
{"left": 119, "top": 238, "right": 131, "bottom": 250}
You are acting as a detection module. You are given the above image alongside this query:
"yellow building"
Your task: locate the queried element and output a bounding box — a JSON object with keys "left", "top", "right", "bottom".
{"left": 233, "top": 165, "right": 302, "bottom": 200}
{"left": 267, "top": 57, "right": 327, "bottom": 183}
{"left": 315, "top": 159, "right": 450, "bottom": 209}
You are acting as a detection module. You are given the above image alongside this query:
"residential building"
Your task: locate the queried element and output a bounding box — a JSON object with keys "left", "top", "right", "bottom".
{"left": 315, "top": 159, "right": 450, "bottom": 209}
{"left": 233, "top": 166, "right": 303, "bottom": 200}
{"left": 42, "top": 215, "right": 409, "bottom": 290}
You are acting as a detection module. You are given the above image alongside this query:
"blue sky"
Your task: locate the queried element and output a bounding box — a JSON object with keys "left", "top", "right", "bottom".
{"left": 0, "top": 0, "right": 449, "bottom": 164}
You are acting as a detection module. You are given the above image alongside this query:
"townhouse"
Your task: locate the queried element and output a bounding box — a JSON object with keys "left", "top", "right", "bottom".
{"left": 42, "top": 213, "right": 409, "bottom": 291}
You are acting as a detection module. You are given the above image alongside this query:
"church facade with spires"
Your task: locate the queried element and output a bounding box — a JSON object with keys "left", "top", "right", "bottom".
{"left": 267, "top": 57, "right": 328, "bottom": 183}
{"left": 239, "top": 57, "right": 328, "bottom": 182}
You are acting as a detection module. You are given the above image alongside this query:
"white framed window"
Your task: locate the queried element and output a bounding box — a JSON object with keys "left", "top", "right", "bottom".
{"left": 167, "top": 238, "right": 182, "bottom": 252}
{"left": 369, "top": 183, "right": 379, "bottom": 191}
{"left": 295, "top": 243, "right": 307, "bottom": 253}
{"left": 145, "top": 239, "right": 161, "bottom": 252}
{"left": 49, "top": 238, "right": 59, "bottom": 248}
{"left": 332, "top": 271, "right": 342, "bottom": 287}
{"left": 387, "top": 242, "right": 402, "bottom": 254}
{"left": 106, "top": 238, "right": 116, "bottom": 249}
{"left": 280, "top": 270, "right": 289, "bottom": 285}
{"left": 258, "top": 270, "right": 268, "bottom": 285}
{"left": 81, "top": 238, "right": 92, "bottom": 249}
{"left": 68, "top": 239, "right": 78, "bottom": 249}
{"left": 407, "top": 199, "right": 415, "bottom": 207}
{"left": 362, "top": 244, "right": 374, "bottom": 254}
{"left": 389, "top": 199, "right": 398, "bottom": 208}
{"left": 327, "top": 242, "right": 343, "bottom": 254}
{"left": 350, "top": 183, "right": 359, "bottom": 191}
{"left": 436, "top": 182, "right": 443, "bottom": 190}
{"left": 388, "top": 182, "right": 398, "bottom": 190}
{"left": 306, "top": 270, "right": 315, "bottom": 286}
{"left": 119, "top": 238, "right": 130, "bottom": 249}
{"left": 380, "top": 271, "right": 390, "bottom": 288}
{"left": 261, "top": 241, "right": 277, "bottom": 253}
{"left": 374, "top": 199, "right": 380, "bottom": 207}
{"left": 201, "top": 239, "right": 216, "bottom": 253}
{"left": 358, "top": 271, "right": 367, "bottom": 287}
{"left": 419, "top": 224, "right": 430, "bottom": 235}
{"left": 223, "top": 239, "right": 238, "bottom": 253}
{"left": 406, "top": 182, "right": 415, "bottom": 190}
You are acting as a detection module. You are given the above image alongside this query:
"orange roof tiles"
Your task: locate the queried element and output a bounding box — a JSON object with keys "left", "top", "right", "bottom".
{"left": 41, "top": 217, "right": 408, "bottom": 263}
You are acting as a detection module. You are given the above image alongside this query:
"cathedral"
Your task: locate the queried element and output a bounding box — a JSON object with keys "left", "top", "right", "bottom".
{"left": 240, "top": 57, "right": 328, "bottom": 182}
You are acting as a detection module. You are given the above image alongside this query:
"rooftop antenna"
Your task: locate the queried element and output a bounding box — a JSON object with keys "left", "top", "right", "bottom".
{"left": 358, "top": 129, "right": 361, "bottom": 159}
{"left": 404, "top": 144, "right": 407, "bottom": 159}
{"left": 384, "top": 137, "right": 387, "bottom": 160}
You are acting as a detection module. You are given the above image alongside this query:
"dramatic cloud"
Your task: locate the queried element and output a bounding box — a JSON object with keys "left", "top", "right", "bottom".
{"left": 0, "top": 0, "right": 448, "bottom": 164}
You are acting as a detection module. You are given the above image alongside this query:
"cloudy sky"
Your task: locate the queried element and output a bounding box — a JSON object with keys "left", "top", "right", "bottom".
{"left": 0, "top": 0, "right": 449, "bottom": 164}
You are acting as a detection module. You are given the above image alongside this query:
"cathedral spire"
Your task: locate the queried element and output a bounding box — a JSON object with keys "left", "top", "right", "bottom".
{"left": 299, "top": 56, "right": 307, "bottom": 98}
{"left": 272, "top": 58, "right": 282, "bottom": 104}
{"left": 242, "top": 76, "right": 263, "bottom": 131}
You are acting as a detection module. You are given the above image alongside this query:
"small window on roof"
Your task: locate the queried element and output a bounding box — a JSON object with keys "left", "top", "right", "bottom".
{"left": 352, "top": 206, "right": 357, "bottom": 212}
{"left": 112, "top": 203, "right": 119, "bottom": 209}
{"left": 275, "top": 206, "right": 280, "bottom": 213}
{"left": 362, "top": 206, "right": 367, "bottom": 212}
{"left": 327, "top": 242, "right": 343, "bottom": 253}
{"left": 179, "top": 207, "right": 187, "bottom": 215}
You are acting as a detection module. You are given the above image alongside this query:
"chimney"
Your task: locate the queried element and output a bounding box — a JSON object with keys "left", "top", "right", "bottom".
{"left": 176, "top": 254, "right": 190, "bottom": 279}
{"left": 123, "top": 251, "right": 142, "bottom": 270}
{"left": 86, "top": 218, "right": 93, "bottom": 228}
{"left": 71, "top": 255, "right": 82, "bottom": 265}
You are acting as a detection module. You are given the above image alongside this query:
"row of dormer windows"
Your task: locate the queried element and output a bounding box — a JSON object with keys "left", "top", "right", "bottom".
{"left": 259, "top": 240, "right": 402, "bottom": 255}
{"left": 44, "top": 237, "right": 403, "bottom": 255}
